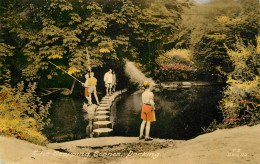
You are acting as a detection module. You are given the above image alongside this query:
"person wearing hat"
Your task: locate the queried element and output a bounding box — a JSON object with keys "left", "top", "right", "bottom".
{"left": 139, "top": 81, "right": 156, "bottom": 141}
{"left": 87, "top": 72, "right": 99, "bottom": 105}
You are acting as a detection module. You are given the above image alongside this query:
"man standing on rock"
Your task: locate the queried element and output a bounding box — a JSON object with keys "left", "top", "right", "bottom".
{"left": 87, "top": 72, "right": 99, "bottom": 105}
{"left": 104, "top": 69, "right": 113, "bottom": 96}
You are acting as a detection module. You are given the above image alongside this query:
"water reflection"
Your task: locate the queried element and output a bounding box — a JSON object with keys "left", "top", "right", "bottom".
{"left": 43, "top": 97, "right": 87, "bottom": 142}
{"left": 44, "top": 86, "right": 223, "bottom": 142}
{"left": 112, "top": 86, "right": 223, "bottom": 140}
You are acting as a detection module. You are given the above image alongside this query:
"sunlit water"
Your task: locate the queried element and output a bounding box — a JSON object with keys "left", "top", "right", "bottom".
{"left": 44, "top": 85, "right": 223, "bottom": 142}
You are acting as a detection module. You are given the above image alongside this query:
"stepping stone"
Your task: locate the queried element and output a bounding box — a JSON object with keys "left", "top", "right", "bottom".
{"left": 98, "top": 105, "right": 111, "bottom": 109}
{"left": 100, "top": 100, "right": 111, "bottom": 103}
{"left": 93, "top": 128, "right": 113, "bottom": 137}
{"left": 182, "top": 85, "right": 191, "bottom": 88}
{"left": 97, "top": 105, "right": 110, "bottom": 109}
{"left": 94, "top": 121, "right": 112, "bottom": 129}
{"left": 109, "top": 96, "right": 117, "bottom": 100}
{"left": 182, "top": 82, "right": 192, "bottom": 86}
{"left": 94, "top": 115, "right": 110, "bottom": 121}
{"left": 100, "top": 100, "right": 111, "bottom": 104}
{"left": 101, "top": 97, "right": 110, "bottom": 100}
{"left": 102, "top": 96, "right": 114, "bottom": 100}
{"left": 102, "top": 98, "right": 113, "bottom": 101}
{"left": 101, "top": 99, "right": 113, "bottom": 102}
{"left": 96, "top": 111, "right": 110, "bottom": 115}
{"left": 99, "top": 103, "right": 111, "bottom": 107}
{"left": 97, "top": 106, "right": 110, "bottom": 111}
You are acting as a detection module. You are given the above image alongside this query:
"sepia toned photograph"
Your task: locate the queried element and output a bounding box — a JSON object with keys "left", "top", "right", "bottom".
{"left": 0, "top": 0, "right": 259, "bottom": 163}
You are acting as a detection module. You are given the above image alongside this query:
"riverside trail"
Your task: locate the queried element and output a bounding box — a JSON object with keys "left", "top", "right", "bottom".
{"left": 1, "top": 124, "right": 259, "bottom": 164}
{"left": 124, "top": 61, "right": 155, "bottom": 86}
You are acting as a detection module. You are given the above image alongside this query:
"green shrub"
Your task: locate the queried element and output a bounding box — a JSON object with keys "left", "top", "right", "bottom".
{"left": 0, "top": 80, "right": 51, "bottom": 145}
{"left": 203, "top": 37, "right": 260, "bottom": 133}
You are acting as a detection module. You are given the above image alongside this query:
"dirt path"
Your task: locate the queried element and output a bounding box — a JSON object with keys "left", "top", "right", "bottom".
{"left": 111, "top": 125, "right": 260, "bottom": 164}
{"left": 1, "top": 124, "right": 259, "bottom": 164}
{"left": 124, "top": 61, "right": 155, "bottom": 85}
{"left": 47, "top": 137, "right": 182, "bottom": 164}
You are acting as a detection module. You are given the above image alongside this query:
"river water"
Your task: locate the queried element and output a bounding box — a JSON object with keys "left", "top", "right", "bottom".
{"left": 111, "top": 86, "right": 223, "bottom": 140}
{"left": 44, "top": 85, "right": 223, "bottom": 142}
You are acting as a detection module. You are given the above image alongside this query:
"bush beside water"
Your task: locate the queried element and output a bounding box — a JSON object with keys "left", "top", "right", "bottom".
{"left": 203, "top": 37, "right": 260, "bottom": 133}
{"left": 0, "top": 76, "right": 51, "bottom": 145}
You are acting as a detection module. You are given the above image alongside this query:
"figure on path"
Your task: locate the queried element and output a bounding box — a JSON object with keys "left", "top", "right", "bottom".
{"left": 82, "top": 73, "right": 91, "bottom": 104}
{"left": 104, "top": 69, "right": 113, "bottom": 96}
{"left": 87, "top": 72, "right": 99, "bottom": 105}
{"left": 112, "top": 71, "right": 117, "bottom": 92}
{"left": 139, "top": 81, "right": 156, "bottom": 141}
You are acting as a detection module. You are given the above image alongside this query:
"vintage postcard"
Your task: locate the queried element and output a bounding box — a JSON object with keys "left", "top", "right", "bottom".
{"left": 0, "top": 0, "right": 259, "bottom": 163}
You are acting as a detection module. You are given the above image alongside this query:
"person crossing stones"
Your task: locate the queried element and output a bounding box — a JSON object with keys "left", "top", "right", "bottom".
{"left": 82, "top": 73, "right": 91, "bottom": 104}
{"left": 104, "top": 69, "right": 113, "bottom": 96}
{"left": 87, "top": 72, "right": 99, "bottom": 105}
{"left": 112, "top": 71, "right": 117, "bottom": 93}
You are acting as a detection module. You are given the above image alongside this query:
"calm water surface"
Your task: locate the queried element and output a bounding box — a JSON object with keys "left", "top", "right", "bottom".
{"left": 44, "top": 86, "right": 223, "bottom": 142}
{"left": 43, "top": 96, "right": 87, "bottom": 142}
{"left": 111, "top": 86, "right": 223, "bottom": 140}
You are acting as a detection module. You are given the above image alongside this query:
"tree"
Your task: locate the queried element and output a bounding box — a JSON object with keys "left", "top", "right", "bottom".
{"left": 219, "top": 36, "right": 260, "bottom": 126}
{"left": 129, "top": 0, "right": 191, "bottom": 75}
{"left": 174, "top": 0, "right": 259, "bottom": 81}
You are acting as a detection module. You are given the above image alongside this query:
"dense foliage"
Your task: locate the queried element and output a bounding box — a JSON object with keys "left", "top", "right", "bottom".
{"left": 0, "top": 0, "right": 191, "bottom": 83}
{"left": 0, "top": 0, "right": 259, "bottom": 143}
{"left": 175, "top": 0, "right": 259, "bottom": 81}
{"left": 220, "top": 37, "right": 260, "bottom": 126}
{"left": 0, "top": 0, "right": 191, "bottom": 143}
{"left": 0, "top": 74, "right": 51, "bottom": 145}
{"left": 154, "top": 49, "right": 196, "bottom": 81}
{"left": 203, "top": 37, "right": 260, "bottom": 132}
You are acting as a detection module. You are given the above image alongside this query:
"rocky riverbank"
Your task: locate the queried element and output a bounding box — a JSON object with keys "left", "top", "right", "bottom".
{"left": 1, "top": 124, "right": 259, "bottom": 164}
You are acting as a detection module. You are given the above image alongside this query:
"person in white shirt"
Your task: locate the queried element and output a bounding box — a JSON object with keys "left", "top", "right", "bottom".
{"left": 139, "top": 81, "right": 156, "bottom": 141}
{"left": 112, "top": 71, "right": 117, "bottom": 92}
{"left": 104, "top": 69, "right": 113, "bottom": 96}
